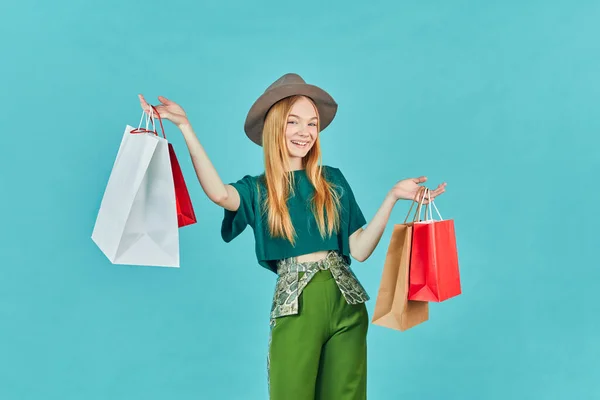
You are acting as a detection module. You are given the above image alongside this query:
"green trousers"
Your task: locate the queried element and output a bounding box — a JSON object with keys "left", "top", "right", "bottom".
{"left": 268, "top": 270, "right": 369, "bottom": 400}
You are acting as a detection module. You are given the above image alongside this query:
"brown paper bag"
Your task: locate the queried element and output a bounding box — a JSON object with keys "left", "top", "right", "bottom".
{"left": 372, "top": 192, "right": 429, "bottom": 331}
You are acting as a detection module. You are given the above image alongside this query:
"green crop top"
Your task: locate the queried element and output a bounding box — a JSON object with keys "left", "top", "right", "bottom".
{"left": 221, "top": 166, "right": 366, "bottom": 273}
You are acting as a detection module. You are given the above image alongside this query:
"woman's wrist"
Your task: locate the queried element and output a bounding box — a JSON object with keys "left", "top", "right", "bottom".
{"left": 178, "top": 120, "right": 193, "bottom": 133}
{"left": 386, "top": 190, "right": 400, "bottom": 205}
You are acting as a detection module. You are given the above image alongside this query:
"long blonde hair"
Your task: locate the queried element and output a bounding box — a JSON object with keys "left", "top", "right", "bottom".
{"left": 258, "top": 95, "right": 341, "bottom": 246}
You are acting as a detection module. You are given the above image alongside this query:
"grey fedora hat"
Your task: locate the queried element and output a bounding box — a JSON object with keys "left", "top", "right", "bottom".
{"left": 243, "top": 73, "right": 338, "bottom": 146}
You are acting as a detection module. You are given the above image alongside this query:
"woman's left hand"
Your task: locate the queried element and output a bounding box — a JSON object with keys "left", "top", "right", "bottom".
{"left": 390, "top": 176, "right": 446, "bottom": 203}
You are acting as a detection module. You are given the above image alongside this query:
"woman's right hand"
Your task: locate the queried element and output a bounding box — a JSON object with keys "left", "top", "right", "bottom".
{"left": 138, "top": 94, "right": 190, "bottom": 128}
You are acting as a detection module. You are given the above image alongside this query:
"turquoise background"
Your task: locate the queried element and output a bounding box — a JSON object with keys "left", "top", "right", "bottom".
{"left": 1, "top": 0, "right": 599, "bottom": 399}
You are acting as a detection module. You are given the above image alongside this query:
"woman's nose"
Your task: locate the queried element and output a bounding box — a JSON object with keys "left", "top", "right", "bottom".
{"left": 298, "top": 123, "right": 310, "bottom": 135}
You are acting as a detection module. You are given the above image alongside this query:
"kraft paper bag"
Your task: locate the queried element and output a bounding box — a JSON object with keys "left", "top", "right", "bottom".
{"left": 372, "top": 198, "right": 429, "bottom": 331}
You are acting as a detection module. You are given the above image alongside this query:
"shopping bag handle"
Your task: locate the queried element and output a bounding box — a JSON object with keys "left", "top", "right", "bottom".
{"left": 129, "top": 108, "right": 152, "bottom": 134}
{"left": 403, "top": 186, "right": 427, "bottom": 223}
{"left": 403, "top": 187, "right": 444, "bottom": 223}
{"left": 418, "top": 189, "right": 444, "bottom": 221}
{"left": 130, "top": 105, "right": 167, "bottom": 139}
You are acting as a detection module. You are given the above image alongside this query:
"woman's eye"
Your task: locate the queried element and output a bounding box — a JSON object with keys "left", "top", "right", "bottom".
{"left": 287, "top": 121, "right": 297, "bottom": 124}
{"left": 309, "top": 123, "right": 317, "bottom": 127}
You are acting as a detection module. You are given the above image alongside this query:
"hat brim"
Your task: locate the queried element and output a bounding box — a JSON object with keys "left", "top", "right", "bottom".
{"left": 244, "top": 83, "right": 338, "bottom": 146}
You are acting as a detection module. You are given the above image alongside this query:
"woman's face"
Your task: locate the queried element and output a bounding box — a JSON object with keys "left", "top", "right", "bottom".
{"left": 285, "top": 96, "right": 318, "bottom": 161}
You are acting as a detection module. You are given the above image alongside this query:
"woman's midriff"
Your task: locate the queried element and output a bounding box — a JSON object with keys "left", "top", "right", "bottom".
{"left": 295, "top": 250, "right": 330, "bottom": 263}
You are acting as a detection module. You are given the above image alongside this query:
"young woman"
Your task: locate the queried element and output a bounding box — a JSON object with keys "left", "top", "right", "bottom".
{"left": 139, "top": 73, "right": 446, "bottom": 400}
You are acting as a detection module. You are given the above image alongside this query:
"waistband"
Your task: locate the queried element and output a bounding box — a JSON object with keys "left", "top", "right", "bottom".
{"left": 276, "top": 251, "right": 347, "bottom": 275}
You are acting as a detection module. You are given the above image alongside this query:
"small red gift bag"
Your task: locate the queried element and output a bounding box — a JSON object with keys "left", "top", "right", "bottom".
{"left": 168, "top": 142, "right": 197, "bottom": 227}
{"left": 408, "top": 189, "right": 461, "bottom": 302}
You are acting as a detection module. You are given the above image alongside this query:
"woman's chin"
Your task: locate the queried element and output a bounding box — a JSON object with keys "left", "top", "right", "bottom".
{"left": 288, "top": 147, "right": 311, "bottom": 157}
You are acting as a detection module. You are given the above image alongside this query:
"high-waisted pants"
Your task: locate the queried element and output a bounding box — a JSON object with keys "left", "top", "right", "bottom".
{"left": 268, "top": 269, "right": 369, "bottom": 400}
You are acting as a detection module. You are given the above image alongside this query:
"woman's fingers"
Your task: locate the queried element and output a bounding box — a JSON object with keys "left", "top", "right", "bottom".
{"left": 139, "top": 94, "right": 154, "bottom": 116}
{"left": 414, "top": 184, "right": 446, "bottom": 204}
{"left": 139, "top": 94, "right": 169, "bottom": 112}
{"left": 158, "top": 95, "right": 173, "bottom": 105}
{"left": 149, "top": 106, "right": 174, "bottom": 123}
{"left": 138, "top": 94, "right": 149, "bottom": 108}
{"left": 428, "top": 185, "right": 446, "bottom": 200}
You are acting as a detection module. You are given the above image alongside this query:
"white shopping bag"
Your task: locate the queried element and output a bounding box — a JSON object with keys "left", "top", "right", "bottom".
{"left": 92, "top": 111, "right": 179, "bottom": 267}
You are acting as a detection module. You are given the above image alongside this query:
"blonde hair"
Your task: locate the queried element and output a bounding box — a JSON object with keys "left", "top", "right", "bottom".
{"left": 258, "top": 95, "right": 341, "bottom": 245}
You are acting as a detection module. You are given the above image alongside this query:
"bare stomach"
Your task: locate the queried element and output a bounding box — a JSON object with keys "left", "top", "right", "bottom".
{"left": 296, "top": 250, "right": 330, "bottom": 263}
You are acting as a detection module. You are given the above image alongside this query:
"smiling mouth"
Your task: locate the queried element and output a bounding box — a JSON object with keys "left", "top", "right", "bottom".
{"left": 291, "top": 140, "right": 309, "bottom": 148}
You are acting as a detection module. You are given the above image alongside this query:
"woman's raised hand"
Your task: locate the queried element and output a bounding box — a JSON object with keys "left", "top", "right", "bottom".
{"left": 138, "top": 94, "right": 190, "bottom": 128}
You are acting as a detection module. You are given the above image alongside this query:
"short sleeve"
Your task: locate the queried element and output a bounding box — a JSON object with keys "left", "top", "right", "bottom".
{"left": 334, "top": 168, "right": 367, "bottom": 235}
{"left": 221, "top": 175, "right": 256, "bottom": 243}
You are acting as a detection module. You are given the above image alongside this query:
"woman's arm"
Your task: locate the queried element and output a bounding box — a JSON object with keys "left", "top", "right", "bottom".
{"left": 349, "top": 192, "right": 397, "bottom": 262}
{"left": 139, "top": 95, "right": 240, "bottom": 211}
{"left": 349, "top": 177, "right": 447, "bottom": 262}
{"left": 178, "top": 123, "right": 240, "bottom": 211}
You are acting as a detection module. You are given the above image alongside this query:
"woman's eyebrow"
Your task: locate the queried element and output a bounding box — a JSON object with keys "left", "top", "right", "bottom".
{"left": 289, "top": 114, "right": 318, "bottom": 120}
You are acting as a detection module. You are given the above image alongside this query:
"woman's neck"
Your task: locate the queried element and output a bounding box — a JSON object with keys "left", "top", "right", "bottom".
{"left": 287, "top": 160, "right": 305, "bottom": 172}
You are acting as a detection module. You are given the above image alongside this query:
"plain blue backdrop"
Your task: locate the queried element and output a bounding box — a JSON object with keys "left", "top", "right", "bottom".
{"left": 1, "top": 0, "right": 599, "bottom": 399}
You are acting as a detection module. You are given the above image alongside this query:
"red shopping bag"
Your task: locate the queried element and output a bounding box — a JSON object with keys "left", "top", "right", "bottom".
{"left": 132, "top": 106, "right": 197, "bottom": 228}
{"left": 408, "top": 191, "right": 461, "bottom": 302}
{"left": 372, "top": 198, "right": 429, "bottom": 331}
{"left": 168, "top": 143, "right": 197, "bottom": 227}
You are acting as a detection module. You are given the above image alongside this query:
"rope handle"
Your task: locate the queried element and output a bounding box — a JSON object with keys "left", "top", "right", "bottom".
{"left": 130, "top": 105, "right": 166, "bottom": 139}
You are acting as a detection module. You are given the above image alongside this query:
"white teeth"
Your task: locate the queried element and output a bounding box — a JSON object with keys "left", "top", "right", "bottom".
{"left": 292, "top": 141, "right": 308, "bottom": 146}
